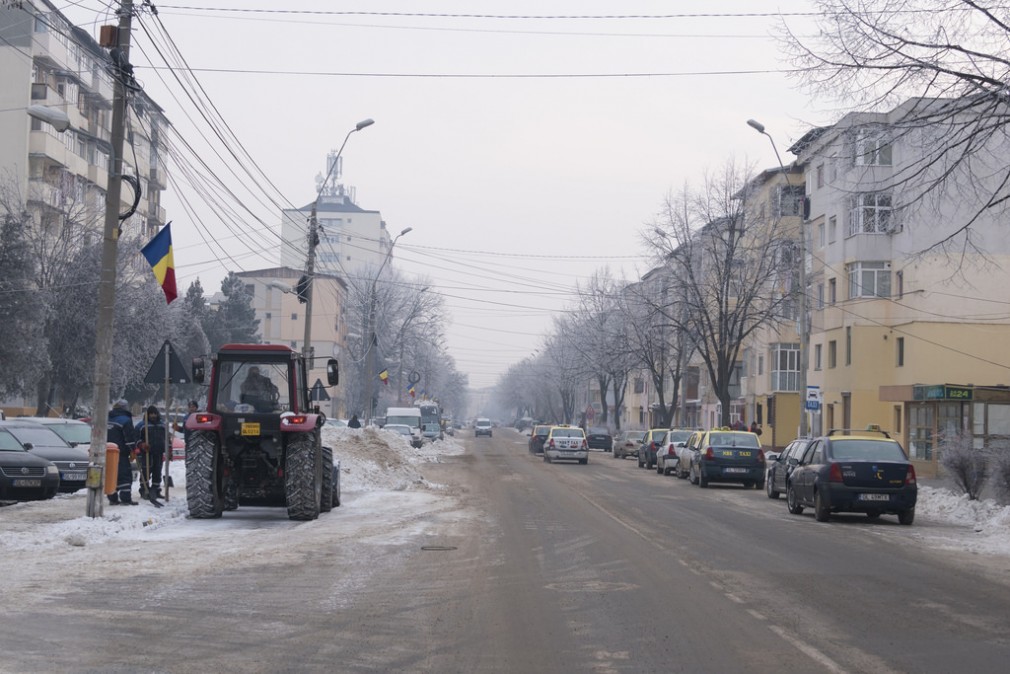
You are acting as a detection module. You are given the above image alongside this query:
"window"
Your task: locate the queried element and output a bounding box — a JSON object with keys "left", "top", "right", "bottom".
{"left": 828, "top": 278, "right": 836, "bottom": 305}
{"left": 265, "top": 312, "right": 272, "bottom": 319}
{"left": 848, "top": 261, "right": 891, "bottom": 298}
{"left": 816, "top": 164, "right": 824, "bottom": 188}
{"left": 814, "top": 343, "right": 822, "bottom": 370}
{"left": 291, "top": 313, "right": 298, "bottom": 321}
{"left": 828, "top": 340, "right": 837, "bottom": 368}
{"left": 854, "top": 128, "right": 892, "bottom": 166}
{"left": 770, "top": 344, "right": 800, "bottom": 391}
{"left": 634, "top": 377, "right": 645, "bottom": 394}
{"left": 817, "top": 283, "right": 824, "bottom": 309}
{"left": 828, "top": 215, "right": 837, "bottom": 243}
{"left": 896, "top": 270, "right": 903, "bottom": 299}
{"left": 776, "top": 185, "right": 805, "bottom": 217}
{"left": 848, "top": 193, "right": 893, "bottom": 235}
{"left": 845, "top": 326, "right": 852, "bottom": 366}
{"left": 896, "top": 336, "right": 904, "bottom": 367}
{"left": 758, "top": 355, "right": 764, "bottom": 376}
{"left": 818, "top": 222, "right": 825, "bottom": 248}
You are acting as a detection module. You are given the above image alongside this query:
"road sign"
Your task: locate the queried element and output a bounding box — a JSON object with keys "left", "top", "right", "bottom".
{"left": 143, "top": 340, "right": 189, "bottom": 384}
{"left": 806, "top": 385, "right": 821, "bottom": 411}
{"left": 310, "top": 378, "right": 331, "bottom": 401}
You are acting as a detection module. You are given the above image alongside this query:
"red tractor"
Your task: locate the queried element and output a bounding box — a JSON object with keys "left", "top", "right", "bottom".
{"left": 184, "top": 344, "right": 339, "bottom": 520}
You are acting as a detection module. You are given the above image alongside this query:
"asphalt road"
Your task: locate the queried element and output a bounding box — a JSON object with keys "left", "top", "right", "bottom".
{"left": 3, "top": 429, "right": 1010, "bottom": 673}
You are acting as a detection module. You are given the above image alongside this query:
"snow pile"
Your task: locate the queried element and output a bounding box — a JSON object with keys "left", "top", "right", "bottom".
{"left": 323, "top": 426, "right": 464, "bottom": 492}
{"left": 915, "top": 485, "right": 1010, "bottom": 556}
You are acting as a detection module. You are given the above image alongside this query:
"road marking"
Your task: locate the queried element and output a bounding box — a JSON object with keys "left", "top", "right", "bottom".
{"left": 768, "top": 624, "right": 847, "bottom": 673}
{"left": 747, "top": 609, "right": 766, "bottom": 621}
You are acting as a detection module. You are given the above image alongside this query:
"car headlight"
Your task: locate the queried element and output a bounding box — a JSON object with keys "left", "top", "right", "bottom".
{"left": 46, "top": 465, "right": 60, "bottom": 476}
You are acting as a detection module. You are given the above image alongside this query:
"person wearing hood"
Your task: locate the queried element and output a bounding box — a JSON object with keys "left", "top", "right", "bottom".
{"left": 135, "top": 405, "right": 168, "bottom": 500}
{"left": 107, "top": 399, "right": 139, "bottom": 506}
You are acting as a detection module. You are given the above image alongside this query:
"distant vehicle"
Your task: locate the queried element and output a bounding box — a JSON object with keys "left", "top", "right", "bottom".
{"left": 543, "top": 426, "right": 588, "bottom": 464}
{"left": 384, "top": 424, "right": 414, "bottom": 442}
{"left": 20, "top": 417, "right": 93, "bottom": 451}
{"left": 656, "top": 429, "right": 693, "bottom": 476}
{"left": 637, "top": 429, "right": 668, "bottom": 470}
{"left": 529, "top": 424, "right": 551, "bottom": 454}
{"left": 683, "top": 429, "right": 765, "bottom": 489}
{"left": 421, "top": 423, "right": 443, "bottom": 443}
{"left": 613, "top": 430, "right": 645, "bottom": 459}
{"left": 419, "top": 402, "right": 440, "bottom": 430}
{"left": 0, "top": 426, "right": 60, "bottom": 501}
{"left": 585, "top": 427, "right": 613, "bottom": 452}
{"left": 786, "top": 428, "right": 917, "bottom": 524}
{"left": 474, "top": 418, "right": 493, "bottom": 437}
{"left": 325, "top": 418, "right": 348, "bottom": 429}
{"left": 385, "top": 407, "right": 423, "bottom": 447}
{"left": 0, "top": 420, "right": 90, "bottom": 493}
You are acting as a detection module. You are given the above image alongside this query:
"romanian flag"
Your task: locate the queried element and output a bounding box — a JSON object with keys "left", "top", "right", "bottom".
{"left": 406, "top": 381, "right": 416, "bottom": 398}
{"left": 378, "top": 369, "right": 389, "bottom": 385}
{"left": 140, "top": 223, "right": 177, "bottom": 304}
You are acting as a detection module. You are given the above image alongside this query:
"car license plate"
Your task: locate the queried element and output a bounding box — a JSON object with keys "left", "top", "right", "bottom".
{"left": 241, "top": 422, "right": 261, "bottom": 436}
{"left": 859, "top": 493, "right": 891, "bottom": 501}
{"left": 724, "top": 467, "right": 749, "bottom": 473}
{"left": 13, "top": 478, "right": 42, "bottom": 487}
{"left": 62, "top": 471, "right": 87, "bottom": 481}
{"left": 562, "top": 451, "right": 575, "bottom": 456}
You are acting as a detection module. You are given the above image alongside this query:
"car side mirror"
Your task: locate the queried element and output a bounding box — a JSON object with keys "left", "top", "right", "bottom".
{"left": 192, "top": 357, "right": 205, "bottom": 384}
{"left": 24, "top": 442, "right": 34, "bottom": 450}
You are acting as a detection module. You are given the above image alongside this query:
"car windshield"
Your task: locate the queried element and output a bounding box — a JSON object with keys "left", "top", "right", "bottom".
{"left": 831, "top": 439, "right": 907, "bottom": 461}
{"left": 385, "top": 425, "right": 411, "bottom": 435}
{"left": 623, "top": 431, "right": 646, "bottom": 442}
{"left": 7, "top": 425, "right": 70, "bottom": 447}
{"left": 477, "top": 420, "right": 491, "bottom": 427}
{"left": 423, "top": 424, "right": 440, "bottom": 432}
{"left": 0, "top": 429, "right": 26, "bottom": 451}
{"left": 707, "top": 432, "right": 760, "bottom": 448}
{"left": 651, "top": 431, "right": 668, "bottom": 443}
{"left": 215, "top": 360, "right": 290, "bottom": 413}
{"left": 47, "top": 422, "right": 92, "bottom": 445}
{"left": 534, "top": 426, "right": 551, "bottom": 435}
{"left": 552, "top": 429, "right": 585, "bottom": 438}
{"left": 588, "top": 427, "right": 609, "bottom": 435}
{"left": 667, "top": 430, "right": 693, "bottom": 443}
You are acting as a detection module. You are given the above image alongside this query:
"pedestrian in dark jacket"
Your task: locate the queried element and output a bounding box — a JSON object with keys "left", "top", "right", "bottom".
{"left": 136, "top": 405, "right": 168, "bottom": 500}
{"left": 347, "top": 414, "right": 361, "bottom": 429}
{"left": 749, "top": 421, "right": 763, "bottom": 436}
{"left": 107, "top": 399, "right": 138, "bottom": 506}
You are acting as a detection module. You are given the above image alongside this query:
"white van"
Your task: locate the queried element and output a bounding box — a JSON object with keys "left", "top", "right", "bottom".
{"left": 385, "top": 407, "right": 422, "bottom": 447}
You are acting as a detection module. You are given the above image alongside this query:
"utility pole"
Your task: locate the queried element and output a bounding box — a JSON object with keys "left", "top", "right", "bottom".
{"left": 85, "top": 0, "right": 135, "bottom": 518}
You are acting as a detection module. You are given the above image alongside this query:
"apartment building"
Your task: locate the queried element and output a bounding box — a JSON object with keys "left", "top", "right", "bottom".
{"left": 0, "top": 0, "right": 169, "bottom": 242}
{"left": 790, "top": 97, "right": 1010, "bottom": 475}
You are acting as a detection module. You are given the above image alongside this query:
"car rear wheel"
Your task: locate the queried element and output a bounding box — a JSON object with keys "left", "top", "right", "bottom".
{"left": 656, "top": 463, "right": 663, "bottom": 475}
{"left": 814, "top": 490, "right": 831, "bottom": 522}
{"left": 786, "top": 484, "right": 803, "bottom": 515}
{"left": 689, "top": 464, "right": 699, "bottom": 485}
{"left": 698, "top": 471, "right": 709, "bottom": 488}
{"left": 865, "top": 510, "right": 880, "bottom": 520}
{"left": 898, "top": 508, "right": 915, "bottom": 525}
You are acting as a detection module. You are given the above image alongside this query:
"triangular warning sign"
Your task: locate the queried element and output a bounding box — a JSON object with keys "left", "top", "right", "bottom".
{"left": 310, "top": 378, "right": 331, "bottom": 401}
{"left": 144, "top": 340, "right": 190, "bottom": 384}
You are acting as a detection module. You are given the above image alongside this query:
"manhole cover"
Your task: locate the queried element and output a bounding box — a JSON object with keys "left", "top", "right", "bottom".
{"left": 421, "top": 545, "right": 458, "bottom": 551}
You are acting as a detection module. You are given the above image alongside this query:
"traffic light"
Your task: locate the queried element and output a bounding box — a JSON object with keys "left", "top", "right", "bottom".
{"left": 295, "top": 274, "right": 310, "bottom": 304}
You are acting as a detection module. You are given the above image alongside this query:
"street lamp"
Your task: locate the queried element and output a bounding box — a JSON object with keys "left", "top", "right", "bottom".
{"left": 363, "top": 226, "right": 413, "bottom": 422}
{"left": 747, "top": 118, "right": 809, "bottom": 438}
{"left": 302, "top": 118, "right": 375, "bottom": 364}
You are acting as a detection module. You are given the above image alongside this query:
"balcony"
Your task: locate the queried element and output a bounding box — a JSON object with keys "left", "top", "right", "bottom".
{"left": 33, "top": 32, "right": 71, "bottom": 72}
{"left": 28, "top": 131, "right": 69, "bottom": 168}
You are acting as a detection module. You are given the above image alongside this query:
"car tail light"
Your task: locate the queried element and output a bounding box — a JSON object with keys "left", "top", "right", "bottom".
{"left": 705, "top": 447, "right": 714, "bottom": 460}
{"left": 757, "top": 449, "right": 766, "bottom": 465}
{"left": 905, "top": 465, "right": 917, "bottom": 486}
{"left": 548, "top": 439, "right": 555, "bottom": 449}
{"left": 195, "top": 413, "right": 214, "bottom": 424}
{"left": 829, "top": 462, "right": 844, "bottom": 483}
{"left": 283, "top": 415, "right": 308, "bottom": 425}
{"left": 667, "top": 444, "right": 676, "bottom": 457}
{"left": 581, "top": 439, "right": 588, "bottom": 449}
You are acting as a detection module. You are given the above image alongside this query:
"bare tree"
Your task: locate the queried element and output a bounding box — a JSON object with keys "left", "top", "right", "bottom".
{"left": 649, "top": 163, "right": 795, "bottom": 428}
{"left": 939, "top": 431, "right": 991, "bottom": 500}
{"left": 782, "top": 0, "right": 1010, "bottom": 253}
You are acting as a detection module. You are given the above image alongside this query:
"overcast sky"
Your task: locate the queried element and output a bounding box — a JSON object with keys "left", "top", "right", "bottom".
{"left": 61, "top": 0, "right": 832, "bottom": 389}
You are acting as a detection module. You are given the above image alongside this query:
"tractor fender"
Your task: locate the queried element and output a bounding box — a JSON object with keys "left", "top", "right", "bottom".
{"left": 279, "top": 411, "right": 323, "bottom": 433}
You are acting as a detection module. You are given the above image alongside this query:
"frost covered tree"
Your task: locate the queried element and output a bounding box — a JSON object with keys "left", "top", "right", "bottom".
{"left": 648, "top": 163, "right": 794, "bottom": 428}
{"left": 203, "top": 272, "right": 260, "bottom": 352}
{"left": 0, "top": 212, "right": 47, "bottom": 399}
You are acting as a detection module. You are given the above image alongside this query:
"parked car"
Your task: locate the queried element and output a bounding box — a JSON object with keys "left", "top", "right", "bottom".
{"left": 585, "top": 426, "right": 613, "bottom": 452}
{"left": 0, "top": 426, "right": 60, "bottom": 502}
{"left": 21, "top": 417, "right": 93, "bottom": 451}
{"left": 474, "top": 418, "right": 493, "bottom": 437}
{"left": 683, "top": 429, "right": 765, "bottom": 488}
{"left": 0, "top": 420, "right": 90, "bottom": 493}
{"left": 529, "top": 424, "right": 551, "bottom": 454}
{"left": 613, "top": 430, "right": 645, "bottom": 459}
{"left": 785, "top": 428, "right": 917, "bottom": 524}
{"left": 765, "top": 438, "right": 813, "bottom": 499}
{"left": 383, "top": 424, "right": 420, "bottom": 447}
{"left": 325, "top": 418, "right": 348, "bottom": 429}
{"left": 421, "top": 422, "right": 443, "bottom": 443}
{"left": 543, "top": 426, "right": 589, "bottom": 464}
{"left": 656, "top": 429, "right": 694, "bottom": 475}
{"left": 637, "top": 429, "right": 668, "bottom": 470}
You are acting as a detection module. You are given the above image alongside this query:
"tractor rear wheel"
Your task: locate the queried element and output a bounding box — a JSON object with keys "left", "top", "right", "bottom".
{"left": 186, "top": 431, "right": 223, "bottom": 519}
{"left": 285, "top": 433, "right": 322, "bottom": 521}
{"left": 320, "top": 447, "right": 334, "bottom": 514}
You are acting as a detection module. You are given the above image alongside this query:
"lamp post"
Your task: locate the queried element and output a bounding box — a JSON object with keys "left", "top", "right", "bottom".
{"left": 363, "top": 226, "right": 413, "bottom": 423}
{"left": 302, "top": 118, "right": 374, "bottom": 364}
{"left": 747, "top": 118, "right": 809, "bottom": 438}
